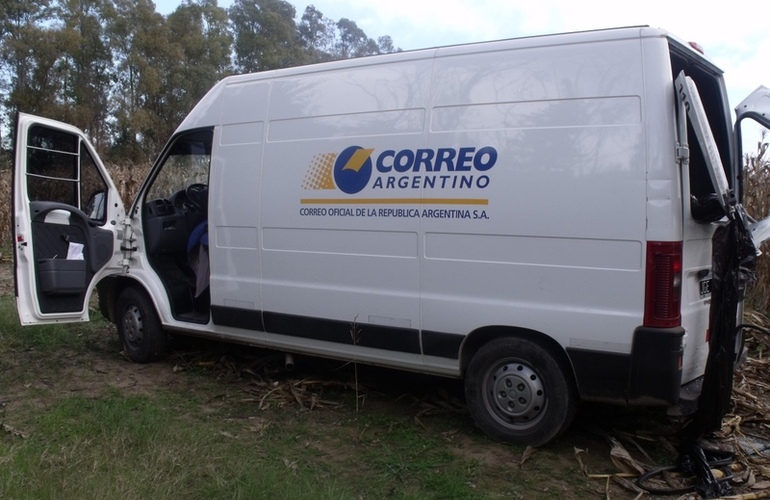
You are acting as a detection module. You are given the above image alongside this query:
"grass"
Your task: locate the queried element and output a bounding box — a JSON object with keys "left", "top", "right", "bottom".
{"left": 0, "top": 285, "right": 630, "bottom": 499}
{"left": 2, "top": 393, "right": 354, "bottom": 499}
{"left": 0, "top": 295, "right": 110, "bottom": 350}
{"left": 1, "top": 376, "right": 357, "bottom": 498}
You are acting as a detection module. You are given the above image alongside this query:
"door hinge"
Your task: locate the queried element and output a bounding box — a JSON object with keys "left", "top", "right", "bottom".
{"left": 676, "top": 143, "right": 690, "bottom": 163}
{"left": 119, "top": 219, "right": 136, "bottom": 272}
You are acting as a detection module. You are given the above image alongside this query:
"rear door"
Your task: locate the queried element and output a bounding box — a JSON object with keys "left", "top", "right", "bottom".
{"left": 14, "top": 113, "right": 126, "bottom": 324}
{"left": 675, "top": 72, "right": 733, "bottom": 216}
{"left": 735, "top": 85, "right": 770, "bottom": 246}
{"left": 674, "top": 70, "right": 736, "bottom": 382}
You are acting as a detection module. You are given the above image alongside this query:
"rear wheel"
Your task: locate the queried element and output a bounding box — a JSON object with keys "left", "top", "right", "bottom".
{"left": 465, "top": 337, "right": 577, "bottom": 446}
{"left": 116, "top": 287, "right": 167, "bottom": 363}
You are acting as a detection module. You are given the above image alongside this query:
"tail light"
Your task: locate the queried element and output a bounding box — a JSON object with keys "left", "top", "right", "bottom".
{"left": 644, "top": 241, "right": 683, "bottom": 328}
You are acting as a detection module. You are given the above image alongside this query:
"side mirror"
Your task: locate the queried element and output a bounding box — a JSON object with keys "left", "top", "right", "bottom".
{"left": 85, "top": 190, "right": 106, "bottom": 222}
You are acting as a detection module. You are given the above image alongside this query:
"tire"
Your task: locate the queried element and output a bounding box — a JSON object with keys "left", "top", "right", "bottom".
{"left": 116, "top": 287, "right": 167, "bottom": 363}
{"left": 465, "top": 337, "right": 577, "bottom": 446}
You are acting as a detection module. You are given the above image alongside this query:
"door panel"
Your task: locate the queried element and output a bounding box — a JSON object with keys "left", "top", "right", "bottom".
{"left": 29, "top": 202, "right": 115, "bottom": 313}
{"left": 14, "top": 113, "right": 125, "bottom": 324}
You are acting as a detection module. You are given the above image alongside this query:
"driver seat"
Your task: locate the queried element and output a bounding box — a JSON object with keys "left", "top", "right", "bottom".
{"left": 187, "top": 221, "right": 209, "bottom": 298}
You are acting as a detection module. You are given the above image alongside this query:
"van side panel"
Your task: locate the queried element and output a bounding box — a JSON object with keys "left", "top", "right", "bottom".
{"left": 422, "top": 39, "right": 647, "bottom": 358}
{"left": 640, "top": 37, "right": 683, "bottom": 243}
{"left": 258, "top": 59, "right": 434, "bottom": 359}
{"left": 209, "top": 80, "right": 269, "bottom": 326}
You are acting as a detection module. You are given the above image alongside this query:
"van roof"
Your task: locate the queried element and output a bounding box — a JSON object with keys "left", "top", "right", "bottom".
{"left": 222, "top": 26, "right": 716, "bottom": 84}
{"left": 177, "top": 25, "right": 719, "bottom": 132}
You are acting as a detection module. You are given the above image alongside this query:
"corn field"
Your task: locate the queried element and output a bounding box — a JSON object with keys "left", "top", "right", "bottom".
{"left": 744, "top": 132, "right": 770, "bottom": 311}
{"left": 0, "top": 162, "right": 150, "bottom": 251}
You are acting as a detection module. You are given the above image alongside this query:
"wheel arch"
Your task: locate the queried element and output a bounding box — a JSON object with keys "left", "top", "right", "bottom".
{"left": 460, "top": 325, "right": 577, "bottom": 388}
{"left": 462, "top": 327, "right": 582, "bottom": 445}
{"left": 96, "top": 275, "right": 151, "bottom": 323}
{"left": 113, "top": 281, "right": 168, "bottom": 362}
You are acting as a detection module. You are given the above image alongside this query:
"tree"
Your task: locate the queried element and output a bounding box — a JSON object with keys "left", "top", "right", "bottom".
{"left": 377, "top": 35, "right": 396, "bottom": 54}
{"left": 297, "top": 6, "right": 399, "bottom": 63}
{"left": 107, "top": 0, "right": 174, "bottom": 161}
{"left": 0, "top": 0, "right": 55, "bottom": 131}
{"left": 167, "top": 0, "right": 232, "bottom": 125}
{"left": 55, "top": 0, "right": 113, "bottom": 151}
{"left": 230, "top": 0, "right": 305, "bottom": 73}
{"left": 297, "top": 4, "right": 336, "bottom": 62}
{"left": 336, "top": 18, "right": 378, "bottom": 59}
{"left": 7, "top": 29, "right": 64, "bottom": 119}
{"left": 0, "top": 0, "right": 400, "bottom": 157}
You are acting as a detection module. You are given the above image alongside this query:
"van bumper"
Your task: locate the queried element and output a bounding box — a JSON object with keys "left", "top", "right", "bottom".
{"left": 566, "top": 326, "right": 685, "bottom": 406}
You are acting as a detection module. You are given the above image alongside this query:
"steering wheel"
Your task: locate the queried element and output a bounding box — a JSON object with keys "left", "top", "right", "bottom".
{"left": 184, "top": 183, "right": 208, "bottom": 214}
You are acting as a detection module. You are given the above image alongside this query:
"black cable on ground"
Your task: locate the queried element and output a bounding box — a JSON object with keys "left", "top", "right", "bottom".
{"left": 635, "top": 449, "right": 735, "bottom": 496}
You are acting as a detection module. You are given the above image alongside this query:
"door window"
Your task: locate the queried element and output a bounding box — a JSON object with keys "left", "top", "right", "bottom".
{"left": 25, "top": 125, "right": 109, "bottom": 223}
{"left": 146, "top": 130, "right": 213, "bottom": 202}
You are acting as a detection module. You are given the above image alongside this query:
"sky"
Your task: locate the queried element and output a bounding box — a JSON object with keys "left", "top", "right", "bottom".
{"left": 154, "top": 0, "right": 770, "bottom": 145}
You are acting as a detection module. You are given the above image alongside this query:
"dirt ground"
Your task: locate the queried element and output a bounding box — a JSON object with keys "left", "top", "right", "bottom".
{"left": 4, "top": 251, "right": 770, "bottom": 498}
{"left": 8, "top": 329, "right": 770, "bottom": 499}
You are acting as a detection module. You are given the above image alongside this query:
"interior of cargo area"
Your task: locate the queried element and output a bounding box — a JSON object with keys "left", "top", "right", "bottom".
{"left": 669, "top": 44, "right": 734, "bottom": 222}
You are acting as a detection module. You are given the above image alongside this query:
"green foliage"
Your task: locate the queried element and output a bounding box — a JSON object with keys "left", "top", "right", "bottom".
{"left": 56, "top": 0, "right": 114, "bottom": 150}
{"left": 106, "top": 0, "right": 184, "bottom": 161}
{"left": 0, "top": 0, "right": 400, "bottom": 160}
{"left": 336, "top": 18, "right": 378, "bottom": 59}
{"left": 230, "top": 0, "right": 306, "bottom": 73}
{"left": 0, "top": 0, "right": 55, "bottom": 121}
{"left": 0, "top": 295, "right": 110, "bottom": 353}
{"left": 297, "top": 4, "right": 336, "bottom": 61}
{"left": 0, "top": 319, "right": 563, "bottom": 499}
{"left": 0, "top": 391, "right": 356, "bottom": 499}
{"left": 0, "top": 271, "right": 624, "bottom": 498}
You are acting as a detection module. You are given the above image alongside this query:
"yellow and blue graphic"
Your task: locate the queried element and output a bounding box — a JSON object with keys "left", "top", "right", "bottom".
{"left": 302, "top": 146, "right": 375, "bottom": 194}
{"left": 334, "top": 146, "right": 375, "bottom": 194}
{"left": 301, "top": 152, "right": 337, "bottom": 190}
{"left": 302, "top": 145, "right": 498, "bottom": 197}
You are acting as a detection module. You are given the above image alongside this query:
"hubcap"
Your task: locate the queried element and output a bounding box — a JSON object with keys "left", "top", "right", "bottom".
{"left": 121, "top": 305, "right": 144, "bottom": 347}
{"left": 486, "top": 362, "right": 546, "bottom": 427}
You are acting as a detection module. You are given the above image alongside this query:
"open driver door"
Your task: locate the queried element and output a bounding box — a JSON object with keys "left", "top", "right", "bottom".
{"left": 13, "top": 113, "right": 126, "bottom": 324}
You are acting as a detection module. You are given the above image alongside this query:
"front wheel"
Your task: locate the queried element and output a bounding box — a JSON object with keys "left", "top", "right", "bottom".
{"left": 464, "top": 337, "right": 577, "bottom": 446}
{"left": 116, "top": 287, "right": 167, "bottom": 363}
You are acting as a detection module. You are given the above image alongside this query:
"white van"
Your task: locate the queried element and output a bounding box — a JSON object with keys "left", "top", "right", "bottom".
{"left": 13, "top": 26, "right": 770, "bottom": 446}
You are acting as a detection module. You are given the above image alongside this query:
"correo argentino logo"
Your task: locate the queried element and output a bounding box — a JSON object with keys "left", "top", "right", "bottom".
{"left": 334, "top": 146, "right": 375, "bottom": 194}
{"left": 303, "top": 145, "right": 498, "bottom": 195}
{"left": 302, "top": 146, "right": 374, "bottom": 195}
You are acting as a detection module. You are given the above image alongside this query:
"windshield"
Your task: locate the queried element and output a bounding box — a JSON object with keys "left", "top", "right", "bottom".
{"left": 145, "top": 129, "right": 213, "bottom": 203}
